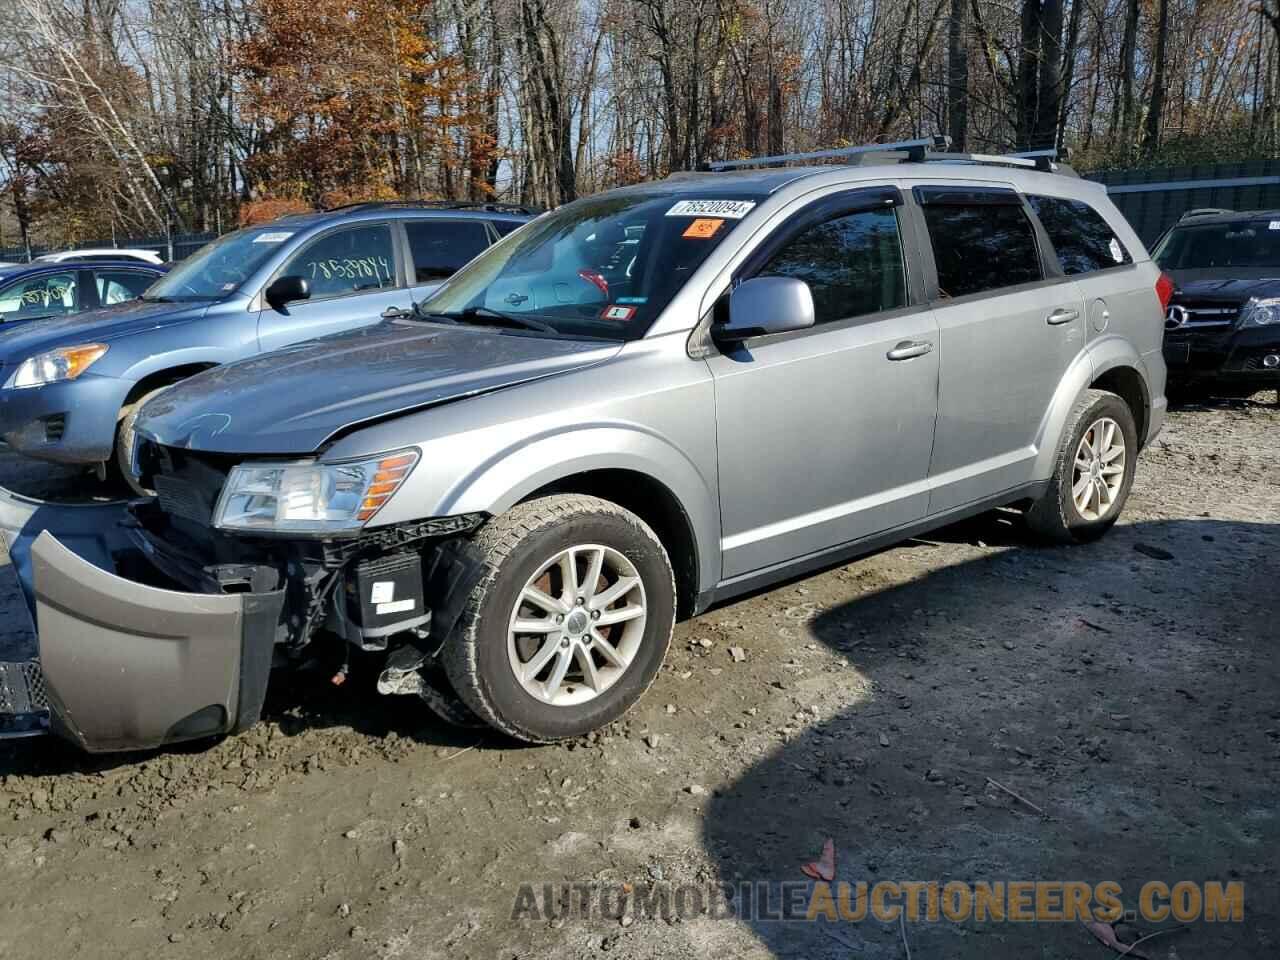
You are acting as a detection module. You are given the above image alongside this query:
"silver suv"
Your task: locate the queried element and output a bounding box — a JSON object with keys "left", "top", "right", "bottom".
{"left": 4, "top": 142, "right": 1169, "bottom": 752}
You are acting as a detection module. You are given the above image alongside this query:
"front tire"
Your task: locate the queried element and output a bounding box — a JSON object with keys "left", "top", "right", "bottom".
{"left": 441, "top": 495, "right": 676, "bottom": 743}
{"left": 1025, "top": 389, "right": 1138, "bottom": 544}
{"left": 113, "top": 386, "right": 170, "bottom": 496}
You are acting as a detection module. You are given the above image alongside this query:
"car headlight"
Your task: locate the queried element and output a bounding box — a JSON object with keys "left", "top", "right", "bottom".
{"left": 213, "top": 449, "right": 419, "bottom": 534}
{"left": 1240, "top": 297, "right": 1280, "bottom": 327}
{"left": 5, "top": 344, "right": 108, "bottom": 389}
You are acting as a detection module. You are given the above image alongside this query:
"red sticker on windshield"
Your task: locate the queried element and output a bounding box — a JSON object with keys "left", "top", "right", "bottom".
{"left": 601, "top": 305, "right": 636, "bottom": 322}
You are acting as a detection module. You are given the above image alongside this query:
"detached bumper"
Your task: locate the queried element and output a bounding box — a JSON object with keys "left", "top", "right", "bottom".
{"left": 1163, "top": 327, "right": 1280, "bottom": 389}
{"left": 0, "top": 490, "right": 284, "bottom": 753}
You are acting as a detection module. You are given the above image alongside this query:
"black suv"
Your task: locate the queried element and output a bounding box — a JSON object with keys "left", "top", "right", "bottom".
{"left": 1154, "top": 208, "right": 1280, "bottom": 400}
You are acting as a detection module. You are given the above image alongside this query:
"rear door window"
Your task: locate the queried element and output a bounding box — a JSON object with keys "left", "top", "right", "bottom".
{"left": 278, "top": 224, "right": 397, "bottom": 300}
{"left": 758, "top": 206, "right": 908, "bottom": 325}
{"left": 918, "top": 190, "right": 1043, "bottom": 298}
{"left": 1028, "top": 195, "right": 1132, "bottom": 274}
{"left": 405, "top": 219, "right": 492, "bottom": 281}
{"left": 0, "top": 271, "right": 80, "bottom": 321}
{"left": 95, "top": 270, "right": 154, "bottom": 304}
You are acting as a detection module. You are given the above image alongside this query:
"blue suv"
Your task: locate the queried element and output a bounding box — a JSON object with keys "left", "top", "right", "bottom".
{"left": 0, "top": 202, "right": 531, "bottom": 487}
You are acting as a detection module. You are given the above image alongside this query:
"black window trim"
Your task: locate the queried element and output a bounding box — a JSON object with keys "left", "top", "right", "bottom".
{"left": 265, "top": 220, "right": 405, "bottom": 307}
{"left": 905, "top": 184, "right": 1068, "bottom": 304}
{"left": 712, "top": 185, "right": 925, "bottom": 347}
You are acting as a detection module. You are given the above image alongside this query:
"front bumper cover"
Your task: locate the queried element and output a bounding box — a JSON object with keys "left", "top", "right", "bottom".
{"left": 0, "top": 489, "right": 283, "bottom": 753}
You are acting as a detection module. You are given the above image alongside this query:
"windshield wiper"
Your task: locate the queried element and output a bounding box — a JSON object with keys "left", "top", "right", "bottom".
{"left": 428, "top": 306, "right": 557, "bottom": 334}
{"left": 139, "top": 294, "right": 175, "bottom": 303}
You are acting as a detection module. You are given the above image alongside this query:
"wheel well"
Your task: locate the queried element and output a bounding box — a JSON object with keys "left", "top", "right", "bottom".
{"left": 123, "top": 364, "right": 218, "bottom": 408}
{"left": 523, "top": 470, "right": 700, "bottom": 619}
{"left": 1091, "top": 366, "right": 1149, "bottom": 447}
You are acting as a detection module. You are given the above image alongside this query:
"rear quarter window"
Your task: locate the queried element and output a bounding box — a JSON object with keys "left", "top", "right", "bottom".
{"left": 1028, "top": 195, "right": 1132, "bottom": 275}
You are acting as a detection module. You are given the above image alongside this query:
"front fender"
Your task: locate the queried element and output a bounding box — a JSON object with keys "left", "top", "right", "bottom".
{"left": 1033, "top": 335, "right": 1148, "bottom": 479}
{"left": 377, "top": 422, "right": 722, "bottom": 598}
{"left": 118, "top": 346, "right": 241, "bottom": 385}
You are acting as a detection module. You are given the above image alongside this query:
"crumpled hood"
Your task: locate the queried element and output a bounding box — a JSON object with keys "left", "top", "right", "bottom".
{"left": 136, "top": 321, "right": 621, "bottom": 455}
{"left": 1167, "top": 269, "right": 1280, "bottom": 303}
{"left": 0, "top": 298, "right": 209, "bottom": 362}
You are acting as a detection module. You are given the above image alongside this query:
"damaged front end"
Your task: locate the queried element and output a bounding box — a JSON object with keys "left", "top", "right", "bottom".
{"left": 0, "top": 445, "right": 487, "bottom": 753}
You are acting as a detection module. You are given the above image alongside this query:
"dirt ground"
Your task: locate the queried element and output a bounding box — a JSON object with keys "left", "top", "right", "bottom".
{"left": 0, "top": 397, "right": 1277, "bottom": 960}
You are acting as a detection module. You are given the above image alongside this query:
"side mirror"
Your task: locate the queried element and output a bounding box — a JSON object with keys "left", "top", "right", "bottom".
{"left": 714, "top": 276, "right": 815, "bottom": 343}
{"left": 265, "top": 275, "right": 310, "bottom": 310}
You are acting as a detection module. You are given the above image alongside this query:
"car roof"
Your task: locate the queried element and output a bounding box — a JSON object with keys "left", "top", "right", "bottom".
{"left": 0, "top": 260, "right": 164, "bottom": 281}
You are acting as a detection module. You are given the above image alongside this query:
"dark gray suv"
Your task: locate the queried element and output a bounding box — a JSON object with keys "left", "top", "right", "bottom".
{"left": 2, "top": 142, "right": 1169, "bottom": 752}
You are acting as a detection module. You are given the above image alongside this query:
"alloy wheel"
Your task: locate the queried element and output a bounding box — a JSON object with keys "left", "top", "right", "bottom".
{"left": 1071, "top": 416, "right": 1127, "bottom": 521}
{"left": 506, "top": 544, "right": 648, "bottom": 706}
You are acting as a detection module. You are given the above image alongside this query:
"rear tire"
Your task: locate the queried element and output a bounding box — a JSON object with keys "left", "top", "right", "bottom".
{"left": 441, "top": 495, "right": 676, "bottom": 743}
{"left": 1025, "top": 389, "right": 1138, "bottom": 544}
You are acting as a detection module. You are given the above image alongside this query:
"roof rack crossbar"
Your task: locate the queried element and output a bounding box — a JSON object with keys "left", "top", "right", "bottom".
{"left": 701, "top": 136, "right": 950, "bottom": 172}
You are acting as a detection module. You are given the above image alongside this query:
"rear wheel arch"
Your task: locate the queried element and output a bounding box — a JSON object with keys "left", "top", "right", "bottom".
{"left": 1090, "top": 364, "right": 1150, "bottom": 448}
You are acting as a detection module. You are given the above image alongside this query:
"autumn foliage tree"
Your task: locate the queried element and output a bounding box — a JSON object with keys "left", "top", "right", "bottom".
{"left": 236, "top": 0, "right": 498, "bottom": 205}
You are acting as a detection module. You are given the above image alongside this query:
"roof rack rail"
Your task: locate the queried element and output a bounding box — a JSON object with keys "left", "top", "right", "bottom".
{"left": 321, "top": 199, "right": 541, "bottom": 216}
{"left": 1178, "top": 207, "right": 1234, "bottom": 222}
{"left": 698, "top": 138, "right": 1078, "bottom": 176}
{"left": 699, "top": 137, "right": 951, "bottom": 172}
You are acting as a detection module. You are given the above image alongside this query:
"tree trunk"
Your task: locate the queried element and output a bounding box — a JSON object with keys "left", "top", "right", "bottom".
{"left": 947, "top": 0, "right": 968, "bottom": 150}
{"left": 1142, "top": 0, "right": 1170, "bottom": 156}
{"left": 1118, "top": 0, "right": 1140, "bottom": 147}
{"left": 1035, "top": 0, "right": 1063, "bottom": 150}
{"left": 1017, "top": 0, "right": 1041, "bottom": 150}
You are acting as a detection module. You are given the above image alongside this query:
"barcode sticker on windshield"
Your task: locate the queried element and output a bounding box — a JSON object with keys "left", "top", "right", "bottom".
{"left": 1270, "top": 221, "right": 1280, "bottom": 230}
{"left": 666, "top": 199, "right": 756, "bottom": 219}
{"left": 253, "top": 231, "right": 294, "bottom": 243}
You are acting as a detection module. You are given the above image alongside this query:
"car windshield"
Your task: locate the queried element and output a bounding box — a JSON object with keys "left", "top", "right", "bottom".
{"left": 1153, "top": 219, "right": 1280, "bottom": 270}
{"left": 144, "top": 226, "right": 300, "bottom": 301}
{"left": 420, "top": 191, "right": 764, "bottom": 339}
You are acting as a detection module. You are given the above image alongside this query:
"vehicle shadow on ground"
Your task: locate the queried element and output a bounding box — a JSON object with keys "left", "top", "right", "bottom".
{"left": 702, "top": 516, "right": 1279, "bottom": 960}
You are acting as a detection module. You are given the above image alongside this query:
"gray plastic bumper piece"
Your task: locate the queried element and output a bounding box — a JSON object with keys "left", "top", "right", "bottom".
{"left": 0, "top": 487, "right": 284, "bottom": 753}
{"left": 31, "top": 531, "right": 284, "bottom": 753}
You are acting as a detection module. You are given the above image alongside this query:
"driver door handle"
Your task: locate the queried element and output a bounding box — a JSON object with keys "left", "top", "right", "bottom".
{"left": 886, "top": 340, "right": 934, "bottom": 361}
{"left": 1046, "top": 307, "right": 1080, "bottom": 325}
{"left": 381, "top": 306, "right": 414, "bottom": 320}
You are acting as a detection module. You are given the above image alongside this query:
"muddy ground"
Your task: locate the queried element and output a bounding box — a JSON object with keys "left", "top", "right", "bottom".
{"left": 0, "top": 397, "right": 1277, "bottom": 960}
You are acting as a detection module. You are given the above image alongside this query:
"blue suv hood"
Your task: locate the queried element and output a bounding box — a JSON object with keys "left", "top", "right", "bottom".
{"left": 0, "top": 298, "right": 209, "bottom": 360}
{"left": 136, "top": 321, "right": 621, "bottom": 455}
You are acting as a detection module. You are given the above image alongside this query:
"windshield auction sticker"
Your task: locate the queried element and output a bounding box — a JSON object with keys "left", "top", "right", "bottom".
{"left": 682, "top": 218, "right": 725, "bottom": 239}
{"left": 666, "top": 199, "right": 756, "bottom": 218}
{"left": 253, "top": 231, "right": 294, "bottom": 243}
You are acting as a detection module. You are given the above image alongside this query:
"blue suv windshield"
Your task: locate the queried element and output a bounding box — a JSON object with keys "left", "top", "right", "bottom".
{"left": 421, "top": 192, "right": 764, "bottom": 339}
{"left": 144, "top": 226, "right": 300, "bottom": 301}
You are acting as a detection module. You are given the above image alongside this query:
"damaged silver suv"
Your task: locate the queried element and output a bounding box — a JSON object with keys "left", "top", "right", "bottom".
{"left": 4, "top": 140, "right": 1169, "bottom": 752}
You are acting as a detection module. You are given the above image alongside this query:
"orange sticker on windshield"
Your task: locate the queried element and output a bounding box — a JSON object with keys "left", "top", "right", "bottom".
{"left": 683, "top": 218, "right": 724, "bottom": 239}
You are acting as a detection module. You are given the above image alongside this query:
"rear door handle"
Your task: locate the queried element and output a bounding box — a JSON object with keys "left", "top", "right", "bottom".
{"left": 1047, "top": 307, "right": 1080, "bottom": 325}
{"left": 381, "top": 306, "right": 414, "bottom": 320}
{"left": 886, "top": 340, "right": 934, "bottom": 361}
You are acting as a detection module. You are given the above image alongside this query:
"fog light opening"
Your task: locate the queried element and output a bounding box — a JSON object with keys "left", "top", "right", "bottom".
{"left": 1263, "top": 354, "right": 1280, "bottom": 369}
